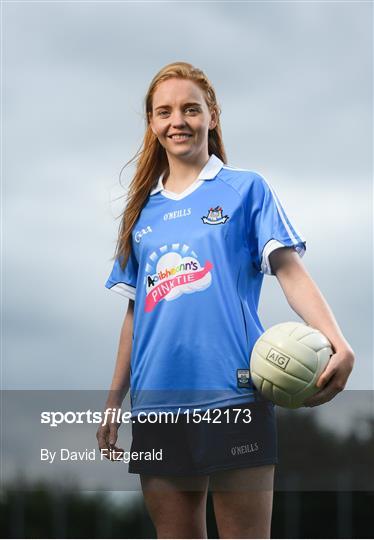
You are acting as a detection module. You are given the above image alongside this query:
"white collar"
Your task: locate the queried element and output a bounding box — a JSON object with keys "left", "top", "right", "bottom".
{"left": 150, "top": 153, "right": 224, "bottom": 196}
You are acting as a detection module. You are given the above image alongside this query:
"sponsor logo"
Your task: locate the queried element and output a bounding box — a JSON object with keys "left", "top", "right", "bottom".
{"left": 201, "top": 205, "right": 229, "bottom": 225}
{"left": 266, "top": 348, "right": 290, "bottom": 370}
{"left": 144, "top": 244, "right": 213, "bottom": 312}
{"left": 163, "top": 208, "right": 192, "bottom": 221}
{"left": 230, "top": 442, "right": 259, "bottom": 456}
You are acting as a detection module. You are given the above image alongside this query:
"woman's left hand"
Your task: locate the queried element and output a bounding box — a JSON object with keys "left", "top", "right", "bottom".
{"left": 303, "top": 347, "right": 355, "bottom": 407}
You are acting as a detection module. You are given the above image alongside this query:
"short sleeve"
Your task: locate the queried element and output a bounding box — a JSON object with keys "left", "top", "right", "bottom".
{"left": 105, "top": 246, "right": 138, "bottom": 301}
{"left": 246, "top": 173, "right": 307, "bottom": 275}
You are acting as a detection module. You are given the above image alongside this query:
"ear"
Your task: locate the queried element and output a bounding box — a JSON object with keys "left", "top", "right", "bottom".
{"left": 209, "top": 109, "right": 218, "bottom": 130}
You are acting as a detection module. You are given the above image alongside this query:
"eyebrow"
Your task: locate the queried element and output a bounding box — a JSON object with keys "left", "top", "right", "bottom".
{"left": 154, "top": 102, "right": 202, "bottom": 111}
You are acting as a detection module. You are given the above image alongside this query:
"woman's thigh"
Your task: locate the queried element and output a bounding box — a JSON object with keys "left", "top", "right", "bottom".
{"left": 210, "top": 464, "right": 275, "bottom": 539}
{"left": 140, "top": 474, "right": 210, "bottom": 539}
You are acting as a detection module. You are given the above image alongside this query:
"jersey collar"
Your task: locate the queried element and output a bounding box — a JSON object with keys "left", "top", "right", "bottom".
{"left": 150, "top": 153, "right": 224, "bottom": 196}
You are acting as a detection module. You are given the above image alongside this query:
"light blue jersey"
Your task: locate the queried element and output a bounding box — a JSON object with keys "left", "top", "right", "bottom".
{"left": 105, "top": 154, "right": 306, "bottom": 416}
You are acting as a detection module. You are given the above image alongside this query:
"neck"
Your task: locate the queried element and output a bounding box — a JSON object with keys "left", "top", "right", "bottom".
{"left": 165, "top": 150, "right": 210, "bottom": 186}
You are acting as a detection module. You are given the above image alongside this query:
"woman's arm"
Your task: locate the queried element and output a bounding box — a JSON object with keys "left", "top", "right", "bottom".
{"left": 104, "top": 298, "right": 134, "bottom": 409}
{"left": 96, "top": 299, "right": 134, "bottom": 458}
{"left": 268, "top": 247, "right": 355, "bottom": 407}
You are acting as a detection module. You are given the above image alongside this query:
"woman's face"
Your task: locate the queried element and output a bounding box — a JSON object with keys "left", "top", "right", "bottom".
{"left": 149, "top": 78, "right": 217, "bottom": 160}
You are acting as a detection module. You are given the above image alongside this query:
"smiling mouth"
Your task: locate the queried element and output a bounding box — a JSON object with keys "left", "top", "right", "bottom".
{"left": 168, "top": 134, "right": 193, "bottom": 140}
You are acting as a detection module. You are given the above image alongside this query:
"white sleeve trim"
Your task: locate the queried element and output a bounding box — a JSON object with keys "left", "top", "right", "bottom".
{"left": 261, "top": 239, "right": 306, "bottom": 275}
{"left": 108, "top": 282, "right": 136, "bottom": 301}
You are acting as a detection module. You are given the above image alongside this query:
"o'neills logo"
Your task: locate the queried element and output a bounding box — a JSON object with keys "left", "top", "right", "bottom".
{"left": 144, "top": 246, "right": 213, "bottom": 312}
{"left": 230, "top": 442, "right": 259, "bottom": 456}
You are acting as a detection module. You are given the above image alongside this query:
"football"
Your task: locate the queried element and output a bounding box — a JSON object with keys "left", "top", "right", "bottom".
{"left": 250, "top": 321, "right": 333, "bottom": 408}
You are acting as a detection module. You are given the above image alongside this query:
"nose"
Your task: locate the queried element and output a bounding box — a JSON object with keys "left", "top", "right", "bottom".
{"left": 170, "top": 110, "right": 187, "bottom": 127}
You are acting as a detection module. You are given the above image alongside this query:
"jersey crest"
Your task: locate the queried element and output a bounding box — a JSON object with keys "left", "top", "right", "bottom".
{"left": 201, "top": 205, "right": 229, "bottom": 225}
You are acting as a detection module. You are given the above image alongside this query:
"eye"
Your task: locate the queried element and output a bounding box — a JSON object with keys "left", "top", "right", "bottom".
{"left": 157, "top": 107, "right": 200, "bottom": 117}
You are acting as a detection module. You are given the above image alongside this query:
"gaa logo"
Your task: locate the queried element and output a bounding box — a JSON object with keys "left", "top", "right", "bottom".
{"left": 134, "top": 225, "right": 152, "bottom": 243}
{"left": 266, "top": 348, "right": 290, "bottom": 370}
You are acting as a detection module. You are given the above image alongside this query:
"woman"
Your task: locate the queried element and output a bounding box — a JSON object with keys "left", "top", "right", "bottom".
{"left": 97, "top": 61, "right": 355, "bottom": 539}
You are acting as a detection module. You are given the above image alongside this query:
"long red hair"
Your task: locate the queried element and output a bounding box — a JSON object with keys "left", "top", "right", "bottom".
{"left": 113, "top": 61, "right": 228, "bottom": 270}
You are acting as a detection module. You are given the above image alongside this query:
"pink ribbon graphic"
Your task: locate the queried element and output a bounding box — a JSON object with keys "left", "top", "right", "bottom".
{"left": 145, "top": 260, "right": 213, "bottom": 313}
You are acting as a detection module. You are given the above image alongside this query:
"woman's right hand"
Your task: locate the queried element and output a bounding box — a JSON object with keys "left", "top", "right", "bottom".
{"left": 96, "top": 414, "right": 125, "bottom": 461}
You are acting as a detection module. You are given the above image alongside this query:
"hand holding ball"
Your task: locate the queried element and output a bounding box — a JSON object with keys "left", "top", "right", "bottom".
{"left": 250, "top": 322, "right": 333, "bottom": 408}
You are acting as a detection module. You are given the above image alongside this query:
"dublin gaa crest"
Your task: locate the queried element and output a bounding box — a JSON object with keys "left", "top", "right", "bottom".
{"left": 201, "top": 205, "right": 229, "bottom": 225}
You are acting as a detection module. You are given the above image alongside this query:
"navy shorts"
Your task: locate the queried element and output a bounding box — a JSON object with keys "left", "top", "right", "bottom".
{"left": 128, "top": 398, "right": 278, "bottom": 476}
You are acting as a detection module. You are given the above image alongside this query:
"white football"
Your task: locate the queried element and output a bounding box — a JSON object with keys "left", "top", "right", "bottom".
{"left": 250, "top": 321, "right": 333, "bottom": 408}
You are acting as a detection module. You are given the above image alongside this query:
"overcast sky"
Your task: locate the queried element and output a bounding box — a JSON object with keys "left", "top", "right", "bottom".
{"left": 3, "top": 0, "right": 373, "bottom": 441}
